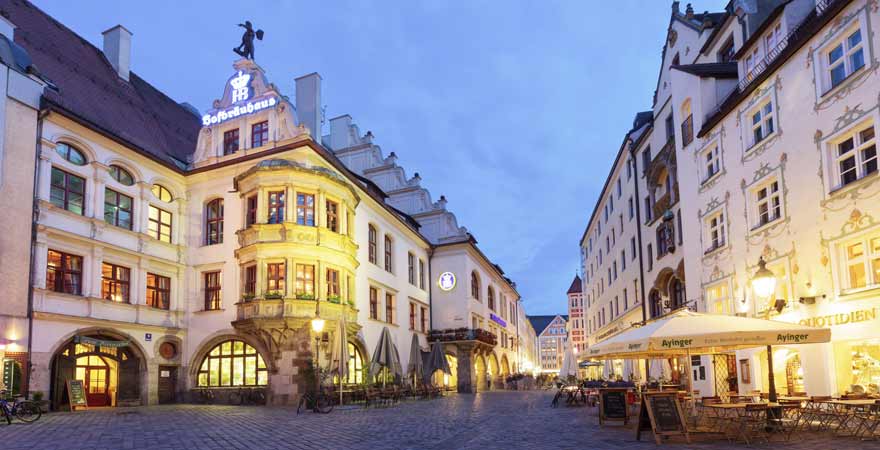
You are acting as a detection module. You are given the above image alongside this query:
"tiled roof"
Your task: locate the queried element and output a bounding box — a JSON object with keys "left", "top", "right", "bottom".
{"left": 672, "top": 62, "right": 738, "bottom": 79}
{"left": 1, "top": 0, "right": 201, "bottom": 169}
{"left": 566, "top": 275, "right": 582, "bottom": 294}
{"left": 527, "top": 315, "right": 567, "bottom": 336}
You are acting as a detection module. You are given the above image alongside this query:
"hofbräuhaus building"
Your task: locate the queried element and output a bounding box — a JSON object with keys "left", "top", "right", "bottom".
{"left": 0, "top": 0, "right": 536, "bottom": 407}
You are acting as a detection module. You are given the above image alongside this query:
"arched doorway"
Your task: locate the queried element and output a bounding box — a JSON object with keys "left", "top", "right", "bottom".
{"left": 432, "top": 353, "right": 458, "bottom": 390}
{"left": 51, "top": 332, "right": 144, "bottom": 409}
{"left": 487, "top": 353, "right": 500, "bottom": 390}
{"left": 474, "top": 354, "right": 487, "bottom": 392}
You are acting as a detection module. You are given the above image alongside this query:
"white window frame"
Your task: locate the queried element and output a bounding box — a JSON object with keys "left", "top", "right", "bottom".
{"left": 700, "top": 142, "right": 722, "bottom": 183}
{"left": 703, "top": 210, "right": 726, "bottom": 254}
{"left": 836, "top": 231, "right": 880, "bottom": 293}
{"left": 813, "top": 13, "right": 870, "bottom": 97}
{"left": 826, "top": 25, "right": 866, "bottom": 92}
{"left": 828, "top": 121, "right": 876, "bottom": 192}
{"left": 750, "top": 177, "right": 783, "bottom": 229}
{"left": 749, "top": 100, "right": 775, "bottom": 147}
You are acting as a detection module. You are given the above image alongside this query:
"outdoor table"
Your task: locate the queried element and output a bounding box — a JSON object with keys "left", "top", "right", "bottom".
{"left": 778, "top": 396, "right": 810, "bottom": 402}
{"left": 704, "top": 403, "right": 782, "bottom": 438}
{"left": 820, "top": 399, "right": 878, "bottom": 436}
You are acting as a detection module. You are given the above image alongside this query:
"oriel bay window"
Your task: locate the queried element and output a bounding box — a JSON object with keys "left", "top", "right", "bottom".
{"left": 295, "top": 264, "right": 315, "bottom": 299}
{"left": 833, "top": 124, "right": 876, "bottom": 189}
{"left": 326, "top": 268, "right": 340, "bottom": 301}
{"left": 246, "top": 195, "right": 257, "bottom": 227}
{"left": 205, "top": 199, "right": 224, "bottom": 245}
{"left": 146, "top": 273, "right": 170, "bottom": 310}
{"left": 266, "top": 262, "right": 285, "bottom": 296}
{"left": 104, "top": 188, "right": 132, "bottom": 229}
{"left": 47, "top": 250, "right": 83, "bottom": 295}
{"left": 267, "top": 191, "right": 285, "bottom": 224}
{"left": 101, "top": 263, "right": 130, "bottom": 303}
{"left": 50, "top": 168, "right": 85, "bottom": 215}
{"left": 197, "top": 340, "right": 267, "bottom": 387}
{"left": 296, "top": 193, "right": 315, "bottom": 226}
{"left": 842, "top": 233, "right": 880, "bottom": 291}
{"left": 148, "top": 206, "right": 172, "bottom": 243}
{"left": 326, "top": 200, "right": 339, "bottom": 232}
{"left": 204, "top": 271, "right": 222, "bottom": 310}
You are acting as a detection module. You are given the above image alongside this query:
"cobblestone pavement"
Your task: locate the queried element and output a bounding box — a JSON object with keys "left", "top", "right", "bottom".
{"left": 2, "top": 391, "right": 879, "bottom": 450}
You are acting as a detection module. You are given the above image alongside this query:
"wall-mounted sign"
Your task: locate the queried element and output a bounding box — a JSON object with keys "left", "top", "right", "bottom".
{"left": 438, "top": 272, "right": 456, "bottom": 291}
{"left": 145, "top": 333, "right": 152, "bottom": 342}
{"left": 490, "top": 313, "right": 507, "bottom": 328}
{"left": 201, "top": 71, "right": 277, "bottom": 126}
{"left": 797, "top": 307, "right": 877, "bottom": 328}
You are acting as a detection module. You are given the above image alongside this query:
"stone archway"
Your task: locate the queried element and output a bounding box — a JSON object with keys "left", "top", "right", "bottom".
{"left": 500, "top": 354, "right": 511, "bottom": 388}
{"left": 50, "top": 329, "right": 147, "bottom": 410}
{"left": 487, "top": 353, "right": 500, "bottom": 390}
{"left": 474, "top": 354, "right": 487, "bottom": 392}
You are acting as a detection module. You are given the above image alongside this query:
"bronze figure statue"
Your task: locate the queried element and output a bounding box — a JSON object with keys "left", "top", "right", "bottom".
{"left": 233, "top": 21, "right": 264, "bottom": 60}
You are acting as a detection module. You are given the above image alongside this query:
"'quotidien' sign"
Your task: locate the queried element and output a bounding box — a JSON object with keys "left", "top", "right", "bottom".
{"left": 797, "top": 307, "right": 877, "bottom": 328}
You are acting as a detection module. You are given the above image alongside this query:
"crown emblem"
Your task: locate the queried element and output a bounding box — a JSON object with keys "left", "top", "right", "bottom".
{"left": 230, "top": 71, "right": 252, "bottom": 103}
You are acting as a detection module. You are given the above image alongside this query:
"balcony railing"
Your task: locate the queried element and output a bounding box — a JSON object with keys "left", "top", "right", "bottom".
{"left": 738, "top": 0, "right": 839, "bottom": 91}
{"left": 427, "top": 328, "right": 498, "bottom": 346}
{"left": 235, "top": 297, "right": 358, "bottom": 323}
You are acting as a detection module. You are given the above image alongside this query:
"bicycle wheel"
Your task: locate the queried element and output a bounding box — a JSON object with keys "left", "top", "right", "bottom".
{"left": 14, "top": 402, "right": 41, "bottom": 423}
{"left": 228, "top": 391, "right": 242, "bottom": 405}
{"left": 315, "top": 394, "right": 334, "bottom": 414}
{"left": 296, "top": 395, "right": 308, "bottom": 414}
{"left": 251, "top": 390, "right": 266, "bottom": 405}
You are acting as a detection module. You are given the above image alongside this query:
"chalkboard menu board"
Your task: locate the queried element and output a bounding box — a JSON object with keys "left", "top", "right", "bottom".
{"left": 66, "top": 379, "right": 88, "bottom": 411}
{"left": 635, "top": 392, "right": 689, "bottom": 445}
{"left": 598, "top": 388, "right": 628, "bottom": 425}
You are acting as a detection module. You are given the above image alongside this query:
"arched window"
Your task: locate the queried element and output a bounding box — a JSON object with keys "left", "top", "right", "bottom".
{"left": 669, "top": 278, "right": 685, "bottom": 310}
{"left": 197, "top": 339, "right": 267, "bottom": 387}
{"left": 205, "top": 199, "right": 224, "bottom": 245}
{"left": 488, "top": 286, "right": 495, "bottom": 311}
{"left": 368, "top": 225, "right": 377, "bottom": 264}
{"left": 471, "top": 271, "right": 481, "bottom": 300}
{"left": 55, "top": 142, "right": 87, "bottom": 165}
{"left": 343, "top": 342, "right": 364, "bottom": 384}
{"left": 649, "top": 290, "right": 663, "bottom": 318}
{"left": 680, "top": 98, "right": 694, "bottom": 146}
{"left": 151, "top": 184, "right": 173, "bottom": 202}
{"left": 109, "top": 165, "right": 134, "bottom": 185}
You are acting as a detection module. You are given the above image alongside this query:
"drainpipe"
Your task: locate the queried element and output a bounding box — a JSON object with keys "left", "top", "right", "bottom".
{"left": 629, "top": 140, "right": 650, "bottom": 378}
{"left": 25, "top": 111, "right": 47, "bottom": 397}
{"left": 427, "top": 247, "right": 433, "bottom": 332}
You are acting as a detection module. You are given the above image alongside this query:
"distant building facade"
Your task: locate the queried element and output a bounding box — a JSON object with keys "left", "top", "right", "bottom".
{"left": 528, "top": 315, "right": 568, "bottom": 374}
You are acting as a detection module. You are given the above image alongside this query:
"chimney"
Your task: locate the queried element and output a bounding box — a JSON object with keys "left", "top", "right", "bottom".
{"left": 102, "top": 25, "right": 132, "bottom": 81}
{"left": 672, "top": 1, "right": 680, "bottom": 15}
{"left": 295, "top": 72, "right": 322, "bottom": 141}
{"left": 0, "top": 13, "right": 16, "bottom": 39}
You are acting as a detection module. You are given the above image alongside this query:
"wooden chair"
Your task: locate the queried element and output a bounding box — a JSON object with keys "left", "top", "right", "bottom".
{"left": 732, "top": 404, "right": 770, "bottom": 445}
{"left": 770, "top": 400, "right": 802, "bottom": 441}
{"left": 364, "top": 387, "right": 381, "bottom": 408}
{"left": 801, "top": 396, "right": 834, "bottom": 431}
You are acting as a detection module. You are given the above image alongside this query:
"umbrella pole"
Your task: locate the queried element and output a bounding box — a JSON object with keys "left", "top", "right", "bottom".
{"left": 766, "top": 345, "right": 777, "bottom": 403}
{"left": 686, "top": 349, "right": 697, "bottom": 418}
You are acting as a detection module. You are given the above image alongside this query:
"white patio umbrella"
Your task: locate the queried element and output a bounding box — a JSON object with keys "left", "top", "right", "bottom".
{"left": 406, "top": 334, "right": 424, "bottom": 388}
{"left": 329, "top": 316, "right": 349, "bottom": 406}
{"left": 586, "top": 309, "right": 831, "bottom": 404}
{"left": 369, "top": 327, "right": 403, "bottom": 387}
{"left": 559, "top": 339, "right": 577, "bottom": 380}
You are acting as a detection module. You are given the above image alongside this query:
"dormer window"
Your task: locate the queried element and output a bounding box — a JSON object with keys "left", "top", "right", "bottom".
{"left": 251, "top": 121, "right": 269, "bottom": 148}
{"left": 223, "top": 129, "right": 240, "bottom": 155}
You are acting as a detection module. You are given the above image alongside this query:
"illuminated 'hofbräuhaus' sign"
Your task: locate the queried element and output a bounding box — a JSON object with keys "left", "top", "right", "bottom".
{"left": 202, "top": 71, "right": 277, "bottom": 126}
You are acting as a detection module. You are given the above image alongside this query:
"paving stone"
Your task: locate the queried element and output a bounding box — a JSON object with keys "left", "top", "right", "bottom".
{"left": 2, "top": 391, "right": 879, "bottom": 449}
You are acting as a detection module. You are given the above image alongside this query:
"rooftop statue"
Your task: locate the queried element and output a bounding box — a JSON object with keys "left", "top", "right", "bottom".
{"left": 233, "top": 21, "right": 264, "bottom": 60}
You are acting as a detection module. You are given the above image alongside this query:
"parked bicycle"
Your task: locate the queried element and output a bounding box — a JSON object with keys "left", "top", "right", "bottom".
{"left": 192, "top": 388, "right": 215, "bottom": 405}
{"left": 296, "top": 389, "right": 333, "bottom": 414}
{"left": 0, "top": 390, "right": 41, "bottom": 424}
{"left": 228, "top": 387, "right": 266, "bottom": 406}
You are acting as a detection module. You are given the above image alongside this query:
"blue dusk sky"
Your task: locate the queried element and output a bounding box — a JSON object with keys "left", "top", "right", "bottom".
{"left": 34, "top": 0, "right": 727, "bottom": 316}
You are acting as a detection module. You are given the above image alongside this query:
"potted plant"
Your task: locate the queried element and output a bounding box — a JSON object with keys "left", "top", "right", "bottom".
{"left": 295, "top": 292, "right": 315, "bottom": 301}
{"left": 31, "top": 391, "right": 49, "bottom": 413}
{"left": 264, "top": 290, "right": 283, "bottom": 300}
{"left": 241, "top": 293, "right": 255, "bottom": 302}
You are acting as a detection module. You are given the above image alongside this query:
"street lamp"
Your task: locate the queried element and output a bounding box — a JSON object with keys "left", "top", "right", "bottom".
{"left": 311, "top": 300, "right": 325, "bottom": 369}
{"left": 750, "top": 256, "right": 779, "bottom": 404}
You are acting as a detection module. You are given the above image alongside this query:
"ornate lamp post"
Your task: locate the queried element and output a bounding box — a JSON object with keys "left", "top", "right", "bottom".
{"left": 750, "top": 257, "right": 779, "bottom": 403}
{"left": 311, "top": 299, "right": 325, "bottom": 369}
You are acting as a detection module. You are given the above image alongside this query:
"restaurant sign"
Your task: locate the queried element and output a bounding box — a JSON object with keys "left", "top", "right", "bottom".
{"left": 202, "top": 71, "right": 277, "bottom": 126}
{"left": 797, "top": 307, "right": 877, "bottom": 328}
{"left": 490, "top": 313, "right": 506, "bottom": 328}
